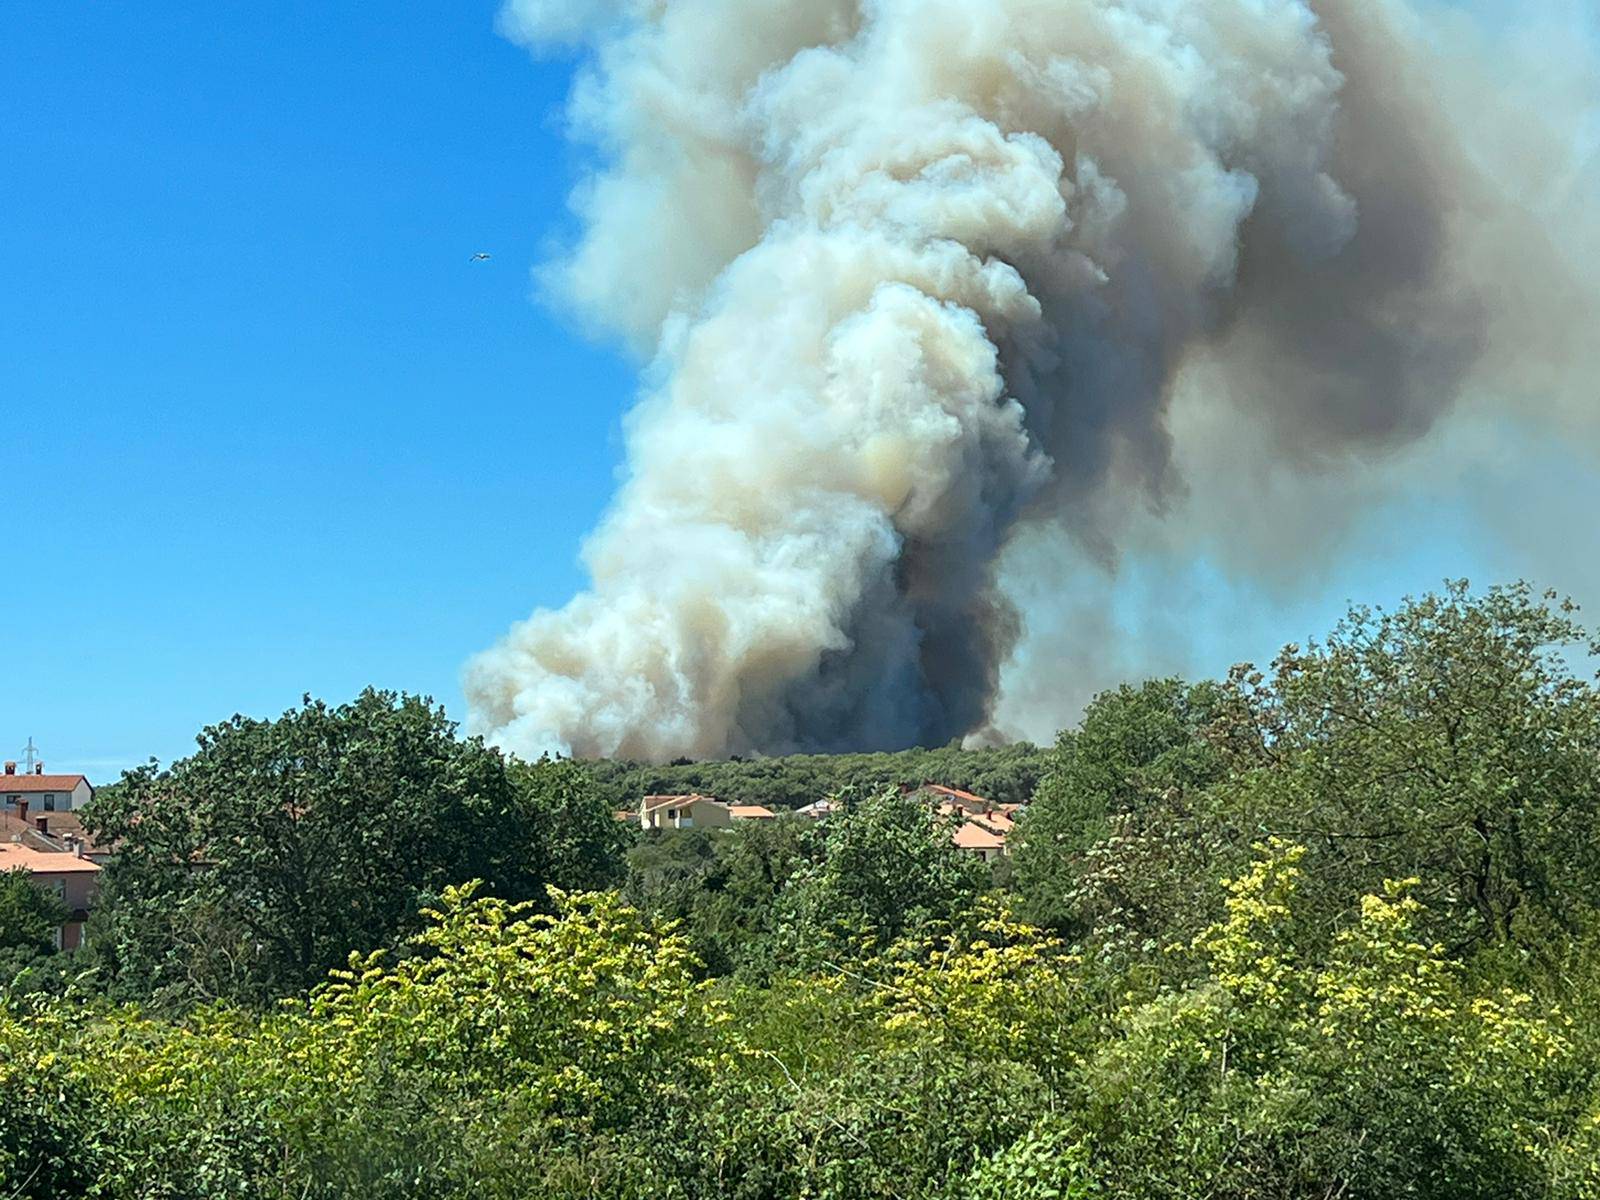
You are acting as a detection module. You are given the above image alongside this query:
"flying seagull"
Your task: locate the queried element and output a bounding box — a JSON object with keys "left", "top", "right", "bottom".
{"left": 471, "top": 252, "right": 492, "bottom": 262}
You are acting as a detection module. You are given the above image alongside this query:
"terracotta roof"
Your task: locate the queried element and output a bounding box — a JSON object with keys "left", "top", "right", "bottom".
{"left": 0, "top": 774, "right": 90, "bottom": 794}
{"left": 951, "top": 822, "right": 1007, "bottom": 851}
{"left": 0, "top": 813, "right": 64, "bottom": 852}
{"left": 969, "top": 809, "right": 1017, "bottom": 834}
{"left": 26, "top": 812, "right": 112, "bottom": 857}
{"left": 642, "top": 794, "right": 717, "bottom": 812}
{"left": 0, "top": 843, "right": 101, "bottom": 875}
{"left": 729, "top": 805, "right": 776, "bottom": 819}
{"left": 36, "top": 810, "right": 87, "bottom": 835}
{"left": 915, "top": 784, "right": 996, "bottom": 811}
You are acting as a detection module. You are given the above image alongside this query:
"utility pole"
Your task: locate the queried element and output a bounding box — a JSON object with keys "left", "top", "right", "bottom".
{"left": 20, "top": 737, "right": 40, "bottom": 773}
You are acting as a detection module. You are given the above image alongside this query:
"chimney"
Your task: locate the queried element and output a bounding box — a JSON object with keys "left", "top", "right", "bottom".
{"left": 14, "top": 798, "right": 27, "bottom": 822}
{"left": 3, "top": 762, "right": 13, "bottom": 775}
{"left": 34, "top": 816, "right": 47, "bottom": 835}
{"left": 33, "top": 763, "right": 43, "bottom": 775}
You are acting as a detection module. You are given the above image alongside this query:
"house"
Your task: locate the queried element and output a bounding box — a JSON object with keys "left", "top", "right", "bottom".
{"left": 913, "top": 784, "right": 1004, "bottom": 816}
{"left": 640, "top": 794, "right": 734, "bottom": 831}
{"left": 0, "top": 808, "right": 63, "bottom": 853}
{"left": 907, "top": 784, "right": 1025, "bottom": 862}
{"left": 795, "top": 799, "right": 841, "bottom": 819}
{"left": 1, "top": 761, "right": 94, "bottom": 813}
{"left": 28, "top": 810, "right": 113, "bottom": 864}
{"left": 950, "top": 820, "right": 1009, "bottom": 864}
{"left": 0, "top": 842, "right": 100, "bottom": 950}
{"left": 792, "top": 785, "right": 1021, "bottom": 861}
{"left": 639, "top": 795, "right": 781, "bottom": 830}
{"left": 4, "top": 789, "right": 113, "bottom": 862}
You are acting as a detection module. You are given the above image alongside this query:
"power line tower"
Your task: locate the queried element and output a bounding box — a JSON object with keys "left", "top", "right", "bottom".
{"left": 20, "top": 737, "right": 40, "bottom": 773}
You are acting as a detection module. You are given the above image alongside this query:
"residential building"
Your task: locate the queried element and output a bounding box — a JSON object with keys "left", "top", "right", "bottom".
{"left": 0, "top": 807, "right": 66, "bottom": 853}
{"left": 0, "top": 842, "right": 100, "bottom": 950}
{"left": 795, "top": 799, "right": 841, "bottom": 819}
{"left": 1, "top": 762, "right": 94, "bottom": 812}
{"left": 907, "top": 784, "right": 1025, "bottom": 862}
{"left": 639, "top": 795, "right": 783, "bottom": 830}
{"left": 31, "top": 811, "right": 113, "bottom": 864}
{"left": 792, "top": 785, "right": 1022, "bottom": 860}
{"left": 950, "top": 820, "right": 1009, "bottom": 863}
{"left": 639, "top": 794, "right": 735, "bottom": 831}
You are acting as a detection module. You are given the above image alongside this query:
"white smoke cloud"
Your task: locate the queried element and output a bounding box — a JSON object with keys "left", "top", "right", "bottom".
{"left": 469, "top": 0, "right": 1599, "bottom": 762}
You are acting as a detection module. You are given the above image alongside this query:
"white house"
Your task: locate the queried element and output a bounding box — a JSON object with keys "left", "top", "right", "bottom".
{"left": 1, "top": 763, "right": 94, "bottom": 813}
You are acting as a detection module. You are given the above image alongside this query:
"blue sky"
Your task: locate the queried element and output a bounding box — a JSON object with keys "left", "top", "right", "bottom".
{"left": 2, "top": 3, "right": 630, "bottom": 772}
{"left": 2, "top": 3, "right": 1593, "bottom": 776}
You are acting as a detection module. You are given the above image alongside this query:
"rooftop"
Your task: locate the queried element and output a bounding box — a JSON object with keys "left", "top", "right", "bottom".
{"left": 950, "top": 822, "right": 1007, "bottom": 851}
{"left": 642, "top": 793, "right": 717, "bottom": 812}
{"left": 0, "top": 843, "right": 101, "bottom": 875}
{"left": 0, "top": 773, "right": 91, "bottom": 794}
{"left": 916, "top": 784, "right": 998, "bottom": 811}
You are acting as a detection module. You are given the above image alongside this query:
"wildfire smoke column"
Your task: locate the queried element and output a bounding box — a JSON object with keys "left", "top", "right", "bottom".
{"left": 466, "top": 0, "right": 1595, "bottom": 762}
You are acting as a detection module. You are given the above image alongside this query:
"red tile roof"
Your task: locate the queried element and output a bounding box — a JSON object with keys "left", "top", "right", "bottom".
{"left": 0, "top": 774, "right": 90, "bottom": 794}
{"left": 951, "top": 822, "right": 1007, "bottom": 851}
{"left": 0, "top": 813, "right": 63, "bottom": 852}
{"left": 0, "top": 843, "right": 101, "bottom": 875}
{"left": 729, "top": 805, "right": 776, "bottom": 819}
{"left": 924, "top": 783, "right": 986, "bottom": 802}
{"left": 642, "top": 794, "right": 717, "bottom": 812}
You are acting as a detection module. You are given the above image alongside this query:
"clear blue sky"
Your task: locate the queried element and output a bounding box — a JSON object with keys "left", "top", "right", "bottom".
{"left": 2, "top": 3, "right": 1591, "bottom": 777}
{"left": 2, "top": 3, "right": 631, "bottom": 773}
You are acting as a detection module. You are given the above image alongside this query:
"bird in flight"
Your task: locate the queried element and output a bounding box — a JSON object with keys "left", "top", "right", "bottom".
{"left": 471, "top": 252, "right": 492, "bottom": 262}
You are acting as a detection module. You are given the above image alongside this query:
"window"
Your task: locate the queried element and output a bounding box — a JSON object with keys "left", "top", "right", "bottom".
{"left": 666, "top": 809, "right": 677, "bottom": 819}
{"left": 43, "top": 794, "right": 55, "bottom": 811}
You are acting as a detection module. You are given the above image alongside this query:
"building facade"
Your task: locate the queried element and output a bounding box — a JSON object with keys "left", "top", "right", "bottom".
{"left": 639, "top": 794, "right": 736, "bottom": 831}
{"left": 1, "top": 763, "right": 94, "bottom": 812}
{"left": 0, "top": 842, "right": 101, "bottom": 950}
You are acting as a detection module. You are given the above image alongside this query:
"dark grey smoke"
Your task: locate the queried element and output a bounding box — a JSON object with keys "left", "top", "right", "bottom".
{"left": 467, "top": 0, "right": 1598, "bottom": 761}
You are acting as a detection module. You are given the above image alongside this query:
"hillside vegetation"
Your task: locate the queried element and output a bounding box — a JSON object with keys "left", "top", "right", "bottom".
{"left": 4, "top": 581, "right": 1600, "bottom": 1199}
{"left": 583, "top": 741, "right": 1048, "bottom": 812}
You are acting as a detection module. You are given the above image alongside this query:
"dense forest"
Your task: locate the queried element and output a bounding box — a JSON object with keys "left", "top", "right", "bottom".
{"left": 583, "top": 741, "right": 1049, "bottom": 812}
{"left": 5, "top": 582, "right": 1600, "bottom": 1198}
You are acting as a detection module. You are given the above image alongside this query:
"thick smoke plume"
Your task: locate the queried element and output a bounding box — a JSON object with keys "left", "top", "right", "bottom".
{"left": 469, "top": 0, "right": 1598, "bottom": 762}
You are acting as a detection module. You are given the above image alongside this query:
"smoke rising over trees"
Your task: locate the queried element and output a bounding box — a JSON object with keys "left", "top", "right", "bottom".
{"left": 467, "top": 0, "right": 1600, "bottom": 762}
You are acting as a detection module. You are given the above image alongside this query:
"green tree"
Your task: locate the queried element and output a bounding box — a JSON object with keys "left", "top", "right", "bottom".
{"left": 85, "top": 689, "right": 543, "bottom": 1005}
{"left": 623, "top": 817, "right": 820, "bottom": 977}
{"left": 0, "top": 870, "right": 70, "bottom": 995}
{"left": 1212, "top": 580, "right": 1600, "bottom": 951}
{"left": 781, "top": 789, "right": 987, "bottom": 964}
{"left": 0, "top": 870, "right": 66, "bottom": 957}
{"left": 509, "top": 755, "right": 631, "bottom": 893}
{"left": 1077, "top": 840, "right": 1576, "bottom": 1199}
{"left": 1011, "top": 679, "right": 1226, "bottom": 934}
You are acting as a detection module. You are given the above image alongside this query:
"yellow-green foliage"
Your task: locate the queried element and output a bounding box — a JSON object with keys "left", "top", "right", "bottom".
{"left": 1080, "top": 841, "right": 1584, "bottom": 1199}
{"left": 298, "top": 883, "right": 722, "bottom": 1119}
{"left": 3, "top": 854, "right": 1598, "bottom": 1200}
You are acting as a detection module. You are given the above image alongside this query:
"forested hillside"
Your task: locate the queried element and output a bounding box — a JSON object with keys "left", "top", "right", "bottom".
{"left": 4, "top": 582, "right": 1600, "bottom": 1199}
{"left": 582, "top": 740, "right": 1048, "bottom": 811}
